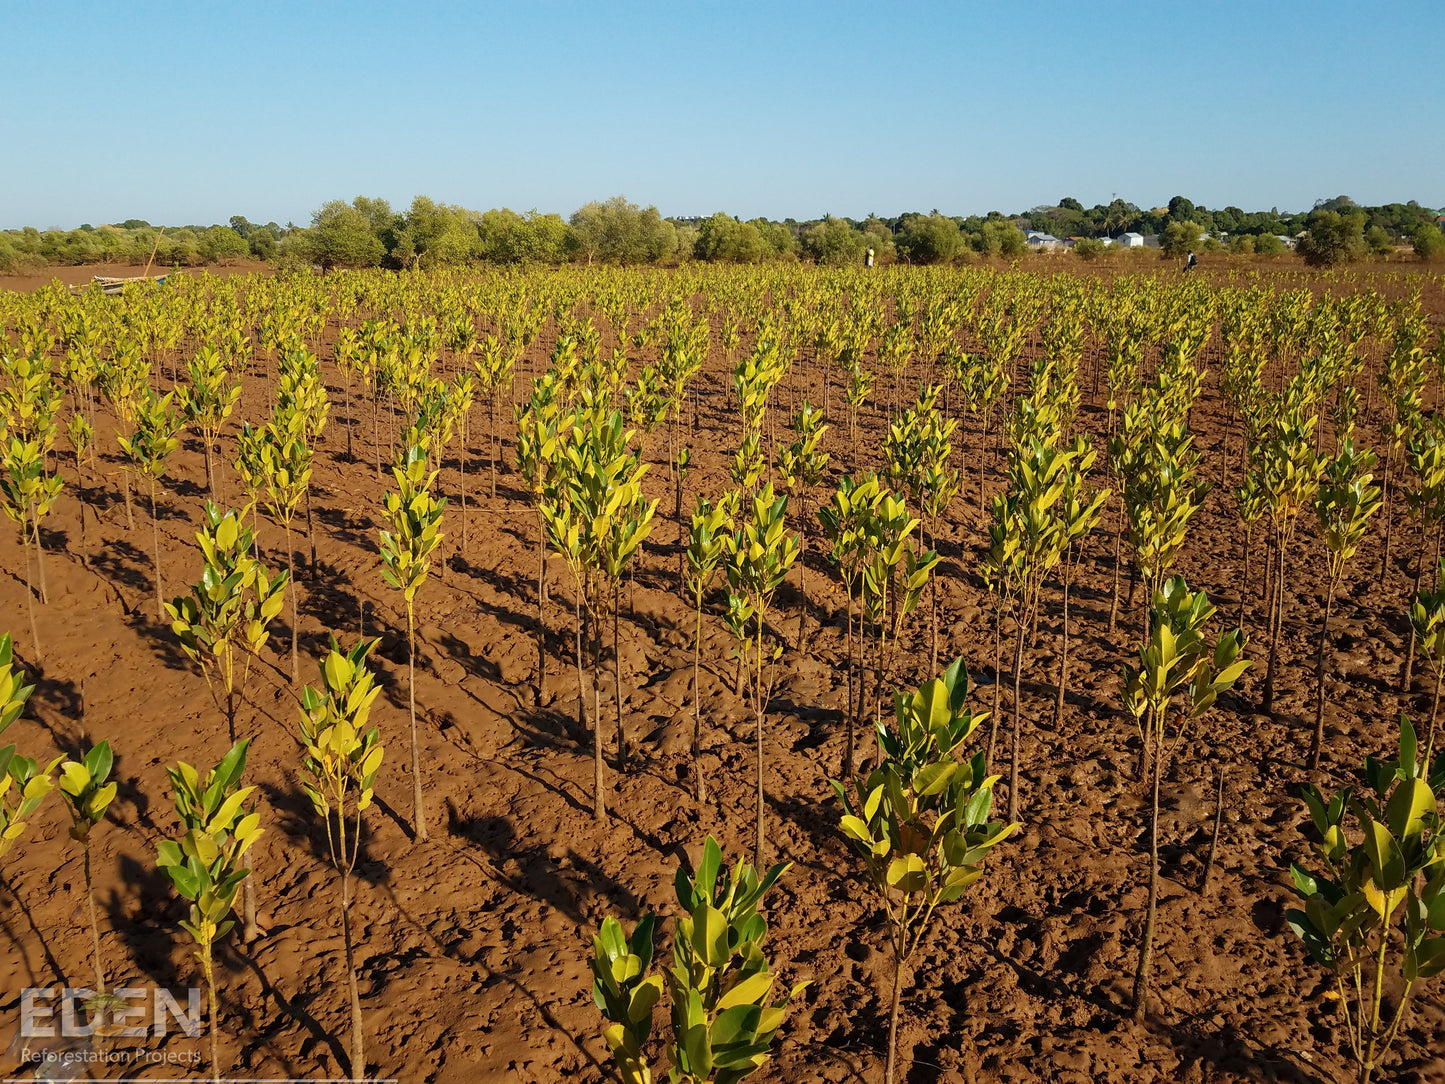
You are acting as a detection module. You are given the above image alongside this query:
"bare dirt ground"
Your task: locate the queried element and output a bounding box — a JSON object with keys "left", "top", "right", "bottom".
{"left": 0, "top": 259, "right": 272, "bottom": 294}
{"left": 2, "top": 263, "right": 1444, "bottom": 1083}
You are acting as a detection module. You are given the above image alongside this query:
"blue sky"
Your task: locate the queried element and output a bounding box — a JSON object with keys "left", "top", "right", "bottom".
{"left": 2, "top": 1, "right": 1440, "bottom": 229}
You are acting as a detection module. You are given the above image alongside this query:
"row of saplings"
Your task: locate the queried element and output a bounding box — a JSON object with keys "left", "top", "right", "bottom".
{"left": 2, "top": 568, "right": 1441, "bottom": 1084}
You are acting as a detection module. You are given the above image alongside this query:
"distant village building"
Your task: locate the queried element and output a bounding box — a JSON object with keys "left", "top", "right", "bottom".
{"left": 1116, "top": 232, "right": 1146, "bottom": 248}
{"left": 1023, "top": 230, "right": 1063, "bottom": 250}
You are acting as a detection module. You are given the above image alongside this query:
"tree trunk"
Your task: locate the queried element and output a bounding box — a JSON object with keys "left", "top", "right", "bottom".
{"left": 1202, "top": 766, "right": 1226, "bottom": 895}
{"left": 1428, "top": 664, "right": 1443, "bottom": 761}
{"left": 1379, "top": 449, "right": 1393, "bottom": 587}
{"left": 285, "top": 522, "right": 299, "bottom": 683}
{"left": 1054, "top": 564, "right": 1071, "bottom": 727}
{"left": 929, "top": 565, "right": 940, "bottom": 676}
{"left": 844, "top": 573, "right": 855, "bottom": 777}
{"left": 796, "top": 514, "right": 809, "bottom": 652}
{"left": 1310, "top": 579, "right": 1338, "bottom": 771}
{"left": 987, "top": 602, "right": 1003, "bottom": 764}
{"left": 202, "top": 941, "right": 219, "bottom": 1084}
{"left": 341, "top": 871, "right": 365, "bottom": 1081}
{"left": 885, "top": 937, "right": 905, "bottom": 1084}
{"left": 977, "top": 412, "right": 989, "bottom": 517}
{"left": 490, "top": 395, "right": 499, "bottom": 501}
{"left": 373, "top": 393, "right": 382, "bottom": 483}
{"left": 21, "top": 523, "right": 41, "bottom": 665}
{"left": 407, "top": 603, "right": 427, "bottom": 842}
{"left": 613, "top": 578, "right": 626, "bottom": 770}
{"left": 149, "top": 480, "right": 162, "bottom": 618}
{"left": 593, "top": 587, "right": 605, "bottom": 818}
{"left": 1009, "top": 615, "right": 1025, "bottom": 824}
{"left": 1403, "top": 532, "right": 1428, "bottom": 692}
{"left": 1133, "top": 707, "right": 1163, "bottom": 1022}
{"left": 692, "top": 599, "right": 705, "bottom": 803}
{"left": 1108, "top": 507, "right": 1123, "bottom": 634}
{"left": 121, "top": 465, "right": 135, "bottom": 530}
{"left": 305, "top": 484, "right": 317, "bottom": 572}
{"left": 83, "top": 844, "right": 105, "bottom": 994}
{"left": 754, "top": 619, "right": 766, "bottom": 871}
{"left": 1263, "top": 529, "right": 1286, "bottom": 715}
{"left": 1239, "top": 523, "right": 1252, "bottom": 636}
{"left": 536, "top": 512, "right": 548, "bottom": 706}
{"left": 76, "top": 455, "right": 89, "bottom": 568}
{"left": 459, "top": 419, "right": 468, "bottom": 556}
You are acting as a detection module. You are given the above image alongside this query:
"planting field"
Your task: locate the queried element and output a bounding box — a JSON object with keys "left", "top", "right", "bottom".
{"left": 1, "top": 262, "right": 1444, "bottom": 1084}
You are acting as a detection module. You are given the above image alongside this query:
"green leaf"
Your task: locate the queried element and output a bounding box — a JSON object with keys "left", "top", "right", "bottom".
{"left": 693, "top": 903, "right": 730, "bottom": 969}
{"left": 716, "top": 971, "right": 773, "bottom": 1012}
{"left": 1384, "top": 777, "right": 1434, "bottom": 844}
{"left": 886, "top": 853, "right": 927, "bottom": 895}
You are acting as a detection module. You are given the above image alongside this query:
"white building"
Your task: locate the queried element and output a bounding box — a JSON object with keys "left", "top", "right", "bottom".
{"left": 1117, "top": 232, "right": 1146, "bottom": 248}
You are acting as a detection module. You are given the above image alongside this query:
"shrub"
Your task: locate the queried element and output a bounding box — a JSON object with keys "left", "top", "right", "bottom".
{"left": 1254, "top": 232, "right": 1286, "bottom": 256}
{"left": 800, "top": 217, "right": 867, "bottom": 266}
{"left": 1072, "top": 237, "right": 1105, "bottom": 261}
{"left": 1161, "top": 220, "right": 1203, "bottom": 257}
{"left": 1413, "top": 223, "right": 1445, "bottom": 262}
{"left": 589, "top": 837, "right": 805, "bottom": 1084}
{"left": 1286, "top": 716, "right": 1445, "bottom": 1083}
{"left": 1299, "top": 210, "right": 1366, "bottom": 267}
{"left": 895, "top": 213, "right": 964, "bottom": 264}
{"left": 1365, "top": 225, "right": 1395, "bottom": 256}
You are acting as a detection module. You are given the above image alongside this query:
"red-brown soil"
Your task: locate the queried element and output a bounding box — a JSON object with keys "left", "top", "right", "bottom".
{"left": 2, "top": 265, "right": 1444, "bottom": 1084}
{"left": 0, "top": 259, "right": 272, "bottom": 295}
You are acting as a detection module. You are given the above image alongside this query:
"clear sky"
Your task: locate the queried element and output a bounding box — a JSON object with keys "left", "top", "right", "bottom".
{"left": 2, "top": 0, "right": 1440, "bottom": 230}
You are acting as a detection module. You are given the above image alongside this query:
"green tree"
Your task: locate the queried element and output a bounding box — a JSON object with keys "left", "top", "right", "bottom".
{"left": 569, "top": 196, "right": 677, "bottom": 264}
{"left": 1161, "top": 220, "right": 1203, "bottom": 257}
{"left": 1413, "top": 223, "right": 1445, "bottom": 261}
{"left": 392, "top": 196, "right": 477, "bottom": 269}
{"left": 306, "top": 200, "right": 385, "bottom": 269}
{"left": 895, "top": 213, "right": 964, "bottom": 264}
{"left": 1299, "top": 210, "right": 1366, "bottom": 266}
{"left": 247, "top": 227, "right": 277, "bottom": 261}
{"left": 800, "top": 216, "right": 867, "bottom": 266}
{"left": 201, "top": 226, "right": 249, "bottom": 264}
{"left": 1365, "top": 225, "right": 1395, "bottom": 256}
{"left": 693, "top": 214, "right": 767, "bottom": 263}
{"left": 974, "top": 220, "right": 1026, "bottom": 256}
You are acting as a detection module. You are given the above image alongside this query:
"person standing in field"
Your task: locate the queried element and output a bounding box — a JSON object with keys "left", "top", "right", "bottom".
{"left": 1184, "top": 250, "right": 1197, "bottom": 273}
{"left": 865, "top": 247, "right": 875, "bottom": 268}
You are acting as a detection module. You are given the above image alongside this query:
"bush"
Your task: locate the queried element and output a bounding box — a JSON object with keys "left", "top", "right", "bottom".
{"left": 1365, "top": 224, "right": 1395, "bottom": 256}
{"left": 305, "top": 200, "right": 385, "bottom": 269}
{"left": 201, "top": 226, "right": 249, "bottom": 265}
{"left": 1414, "top": 223, "right": 1445, "bottom": 262}
{"left": 569, "top": 196, "right": 675, "bottom": 264}
{"left": 895, "top": 213, "right": 963, "bottom": 264}
{"left": 1254, "top": 233, "right": 1285, "bottom": 257}
{"left": 248, "top": 228, "right": 278, "bottom": 262}
{"left": 800, "top": 216, "right": 868, "bottom": 266}
{"left": 1161, "top": 220, "right": 1203, "bottom": 257}
{"left": 1072, "top": 237, "right": 1106, "bottom": 261}
{"left": 693, "top": 213, "right": 767, "bottom": 262}
{"left": 1228, "top": 234, "right": 1255, "bottom": 255}
{"left": 973, "top": 220, "right": 1026, "bottom": 257}
{"left": 1298, "top": 210, "right": 1365, "bottom": 267}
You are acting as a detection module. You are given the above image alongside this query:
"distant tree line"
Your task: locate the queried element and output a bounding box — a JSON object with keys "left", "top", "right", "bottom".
{"left": 3, "top": 192, "right": 1441, "bottom": 274}
{"left": 0, "top": 217, "right": 285, "bottom": 273}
